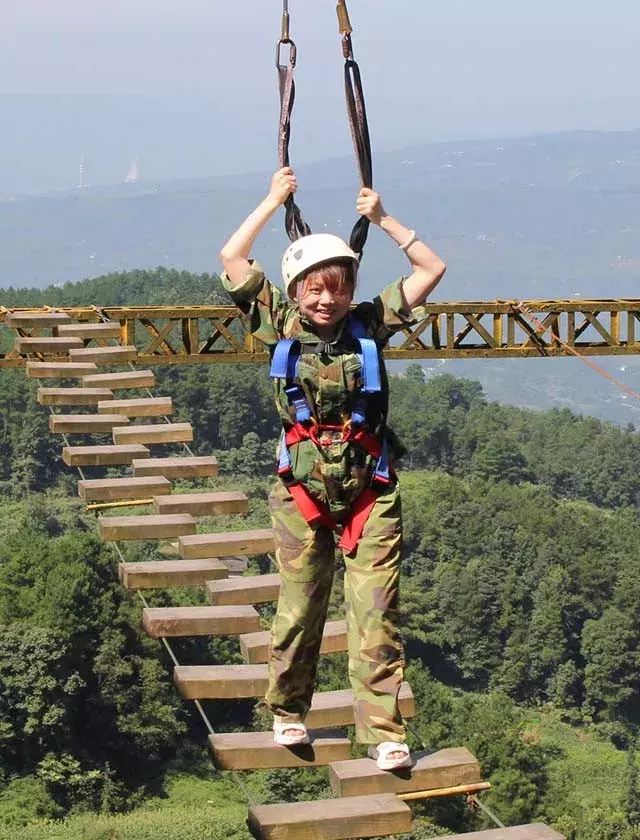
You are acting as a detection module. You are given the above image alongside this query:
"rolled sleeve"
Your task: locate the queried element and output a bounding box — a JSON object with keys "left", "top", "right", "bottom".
{"left": 220, "top": 260, "right": 291, "bottom": 347}
{"left": 220, "top": 260, "right": 267, "bottom": 307}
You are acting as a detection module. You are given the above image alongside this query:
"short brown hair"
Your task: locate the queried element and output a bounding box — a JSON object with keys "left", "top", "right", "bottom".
{"left": 301, "top": 260, "right": 356, "bottom": 298}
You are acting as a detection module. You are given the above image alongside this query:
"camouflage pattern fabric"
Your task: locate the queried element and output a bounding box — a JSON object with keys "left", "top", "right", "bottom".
{"left": 265, "top": 479, "right": 406, "bottom": 745}
{"left": 220, "top": 261, "right": 427, "bottom": 515}
{"left": 220, "top": 261, "right": 419, "bottom": 743}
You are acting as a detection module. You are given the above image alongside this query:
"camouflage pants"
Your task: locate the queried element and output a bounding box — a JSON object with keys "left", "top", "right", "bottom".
{"left": 265, "top": 479, "right": 406, "bottom": 745}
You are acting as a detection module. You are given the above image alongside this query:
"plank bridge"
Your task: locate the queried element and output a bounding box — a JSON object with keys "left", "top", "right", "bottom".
{"left": 1, "top": 306, "right": 578, "bottom": 839}
{"left": 1, "top": 299, "right": 640, "bottom": 367}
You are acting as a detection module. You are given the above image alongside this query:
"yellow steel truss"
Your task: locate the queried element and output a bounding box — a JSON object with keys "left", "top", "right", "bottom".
{"left": 2, "top": 300, "right": 640, "bottom": 366}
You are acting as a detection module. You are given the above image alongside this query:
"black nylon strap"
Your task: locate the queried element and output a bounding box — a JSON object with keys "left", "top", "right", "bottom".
{"left": 277, "top": 37, "right": 312, "bottom": 243}
{"left": 339, "top": 9, "right": 374, "bottom": 262}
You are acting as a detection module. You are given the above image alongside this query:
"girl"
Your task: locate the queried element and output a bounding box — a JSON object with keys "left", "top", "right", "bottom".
{"left": 220, "top": 167, "right": 446, "bottom": 770}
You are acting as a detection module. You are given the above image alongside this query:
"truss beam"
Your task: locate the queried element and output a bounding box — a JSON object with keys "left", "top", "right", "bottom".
{"left": 2, "top": 301, "right": 640, "bottom": 366}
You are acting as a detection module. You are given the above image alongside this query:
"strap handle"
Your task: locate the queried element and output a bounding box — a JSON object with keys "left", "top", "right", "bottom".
{"left": 337, "top": 1, "right": 373, "bottom": 262}
{"left": 276, "top": 2, "right": 312, "bottom": 243}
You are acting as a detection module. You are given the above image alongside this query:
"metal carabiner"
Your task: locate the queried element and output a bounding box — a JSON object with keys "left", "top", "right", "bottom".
{"left": 276, "top": 38, "right": 297, "bottom": 70}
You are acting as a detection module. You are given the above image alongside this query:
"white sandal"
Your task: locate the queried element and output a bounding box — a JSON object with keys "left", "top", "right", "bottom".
{"left": 273, "top": 719, "right": 310, "bottom": 747}
{"left": 368, "top": 742, "right": 413, "bottom": 771}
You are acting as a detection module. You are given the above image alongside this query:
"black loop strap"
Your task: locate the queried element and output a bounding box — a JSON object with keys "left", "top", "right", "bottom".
{"left": 340, "top": 25, "right": 373, "bottom": 261}
{"left": 276, "top": 32, "right": 311, "bottom": 243}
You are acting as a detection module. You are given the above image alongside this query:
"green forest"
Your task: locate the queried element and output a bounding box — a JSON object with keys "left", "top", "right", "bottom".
{"left": 1, "top": 269, "right": 639, "bottom": 839}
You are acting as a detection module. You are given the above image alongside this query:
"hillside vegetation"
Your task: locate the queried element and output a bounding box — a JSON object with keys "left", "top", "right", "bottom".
{"left": 0, "top": 268, "right": 639, "bottom": 839}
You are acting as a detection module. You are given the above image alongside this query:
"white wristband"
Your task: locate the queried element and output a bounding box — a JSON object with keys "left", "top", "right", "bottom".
{"left": 399, "top": 230, "right": 417, "bottom": 252}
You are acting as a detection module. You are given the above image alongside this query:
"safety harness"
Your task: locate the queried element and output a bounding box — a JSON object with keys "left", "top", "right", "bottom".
{"left": 270, "top": 315, "right": 391, "bottom": 553}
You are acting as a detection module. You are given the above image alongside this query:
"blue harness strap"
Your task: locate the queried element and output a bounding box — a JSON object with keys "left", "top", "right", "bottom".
{"left": 270, "top": 338, "right": 311, "bottom": 423}
{"left": 271, "top": 317, "right": 389, "bottom": 485}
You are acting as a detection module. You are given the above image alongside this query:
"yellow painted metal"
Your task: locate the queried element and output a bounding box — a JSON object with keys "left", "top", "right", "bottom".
{"left": 397, "top": 781, "right": 492, "bottom": 801}
{"left": 3, "top": 301, "right": 640, "bottom": 365}
{"left": 86, "top": 498, "right": 154, "bottom": 512}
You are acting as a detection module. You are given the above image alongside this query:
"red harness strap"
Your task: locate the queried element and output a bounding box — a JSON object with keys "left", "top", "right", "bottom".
{"left": 281, "top": 421, "right": 389, "bottom": 554}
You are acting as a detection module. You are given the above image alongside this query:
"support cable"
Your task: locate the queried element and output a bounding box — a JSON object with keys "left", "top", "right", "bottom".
{"left": 514, "top": 302, "right": 640, "bottom": 403}
{"left": 402, "top": 718, "right": 506, "bottom": 829}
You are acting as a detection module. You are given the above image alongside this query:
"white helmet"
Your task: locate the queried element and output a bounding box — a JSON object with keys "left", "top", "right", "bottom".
{"left": 282, "top": 233, "right": 359, "bottom": 300}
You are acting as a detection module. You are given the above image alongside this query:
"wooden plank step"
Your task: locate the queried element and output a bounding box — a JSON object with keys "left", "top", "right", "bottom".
{"left": 119, "top": 558, "right": 229, "bottom": 589}
{"left": 16, "top": 336, "right": 83, "bottom": 354}
{"left": 240, "top": 620, "right": 347, "bottom": 664}
{"left": 180, "top": 529, "right": 275, "bottom": 559}
{"left": 49, "top": 414, "right": 130, "bottom": 434}
{"left": 6, "top": 311, "right": 71, "bottom": 328}
{"left": 69, "top": 345, "right": 138, "bottom": 364}
{"left": 207, "top": 573, "right": 281, "bottom": 606}
{"left": 329, "top": 747, "right": 481, "bottom": 798}
{"left": 58, "top": 322, "right": 121, "bottom": 339}
{"left": 78, "top": 475, "right": 171, "bottom": 502}
{"left": 62, "top": 444, "right": 150, "bottom": 466}
{"left": 174, "top": 664, "right": 269, "bottom": 699}
{"left": 420, "top": 827, "right": 564, "bottom": 840}
{"left": 98, "top": 514, "right": 197, "bottom": 542}
{"left": 37, "top": 387, "right": 114, "bottom": 406}
{"left": 153, "top": 491, "right": 248, "bottom": 517}
{"left": 247, "top": 793, "right": 411, "bottom": 840}
{"left": 209, "top": 730, "right": 352, "bottom": 771}
{"left": 142, "top": 605, "right": 260, "bottom": 638}
{"left": 133, "top": 456, "right": 218, "bottom": 478}
{"left": 98, "top": 397, "right": 172, "bottom": 417}
{"left": 112, "top": 422, "right": 193, "bottom": 445}
{"left": 82, "top": 370, "right": 155, "bottom": 389}
{"left": 27, "top": 361, "right": 98, "bottom": 379}
{"left": 305, "top": 683, "right": 416, "bottom": 730}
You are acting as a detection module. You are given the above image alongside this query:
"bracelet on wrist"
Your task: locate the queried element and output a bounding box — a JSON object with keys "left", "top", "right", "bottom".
{"left": 399, "top": 230, "right": 418, "bottom": 252}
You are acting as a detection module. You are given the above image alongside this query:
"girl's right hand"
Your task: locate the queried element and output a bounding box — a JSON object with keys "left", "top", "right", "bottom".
{"left": 268, "top": 167, "right": 298, "bottom": 205}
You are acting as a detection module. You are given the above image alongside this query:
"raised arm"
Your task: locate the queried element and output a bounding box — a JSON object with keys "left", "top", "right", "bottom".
{"left": 356, "top": 188, "right": 446, "bottom": 307}
{"left": 220, "top": 168, "right": 298, "bottom": 288}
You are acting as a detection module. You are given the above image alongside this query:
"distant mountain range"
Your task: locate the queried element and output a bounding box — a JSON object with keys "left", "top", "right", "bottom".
{"left": 2, "top": 126, "right": 640, "bottom": 425}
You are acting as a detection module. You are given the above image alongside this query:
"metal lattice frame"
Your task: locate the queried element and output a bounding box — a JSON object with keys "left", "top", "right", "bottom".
{"left": 2, "top": 300, "right": 640, "bottom": 366}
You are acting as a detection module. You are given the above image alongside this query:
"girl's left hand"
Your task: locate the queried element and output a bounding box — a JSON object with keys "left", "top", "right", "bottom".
{"left": 356, "top": 187, "right": 385, "bottom": 225}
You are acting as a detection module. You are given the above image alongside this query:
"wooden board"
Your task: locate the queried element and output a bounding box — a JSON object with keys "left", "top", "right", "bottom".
{"left": 27, "top": 361, "right": 98, "bottom": 379}
{"left": 78, "top": 475, "right": 171, "bottom": 501}
{"left": 247, "top": 793, "right": 411, "bottom": 840}
{"left": 329, "top": 747, "right": 481, "bottom": 798}
{"left": 112, "top": 422, "right": 193, "bottom": 445}
{"left": 62, "top": 444, "right": 150, "bottom": 466}
{"left": 98, "top": 397, "right": 172, "bottom": 417}
{"left": 6, "top": 311, "right": 71, "bottom": 328}
{"left": 82, "top": 370, "right": 156, "bottom": 389}
{"left": 119, "top": 558, "right": 229, "bottom": 589}
{"left": 98, "top": 513, "right": 196, "bottom": 542}
{"left": 37, "top": 387, "right": 114, "bottom": 406}
{"left": 305, "top": 683, "right": 416, "bottom": 730}
{"left": 174, "top": 664, "right": 269, "bottom": 699}
{"left": 418, "top": 827, "right": 565, "bottom": 840}
{"left": 69, "top": 345, "right": 138, "bottom": 364}
{"left": 142, "top": 604, "right": 260, "bottom": 638}
{"left": 49, "top": 414, "right": 130, "bottom": 434}
{"left": 209, "top": 730, "right": 352, "bottom": 770}
{"left": 240, "top": 620, "right": 347, "bottom": 664}
{"left": 58, "top": 322, "right": 121, "bottom": 339}
{"left": 179, "top": 529, "right": 275, "bottom": 559}
{"left": 153, "top": 491, "right": 248, "bottom": 517}
{"left": 133, "top": 456, "right": 218, "bottom": 479}
{"left": 207, "top": 573, "right": 282, "bottom": 606}
{"left": 15, "top": 336, "right": 83, "bottom": 354}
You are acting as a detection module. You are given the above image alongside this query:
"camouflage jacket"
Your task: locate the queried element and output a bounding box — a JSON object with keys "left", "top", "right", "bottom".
{"left": 221, "top": 261, "right": 427, "bottom": 514}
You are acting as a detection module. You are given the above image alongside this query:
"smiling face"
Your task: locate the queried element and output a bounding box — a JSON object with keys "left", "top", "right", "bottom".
{"left": 297, "top": 261, "right": 355, "bottom": 334}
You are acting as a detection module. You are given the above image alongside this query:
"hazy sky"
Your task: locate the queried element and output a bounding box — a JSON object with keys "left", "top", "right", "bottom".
{"left": 1, "top": 1, "right": 640, "bottom": 186}
{"left": 3, "top": 1, "right": 640, "bottom": 130}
